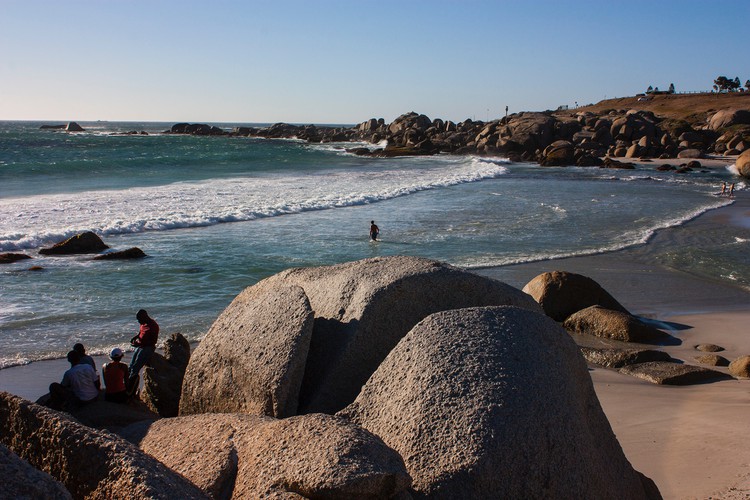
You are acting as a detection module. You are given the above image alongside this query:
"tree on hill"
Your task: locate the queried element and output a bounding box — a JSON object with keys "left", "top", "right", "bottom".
{"left": 668, "top": 83, "right": 675, "bottom": 94}
{"left": 746, "top": 80, "right": 750, "bottom": 91}
{"left": 732, "top": 77, "right": 741, "bottom": 91}
{"left": 646, "top": 85, "right": 653, "bottom": 93}
{"left": 714, "top": 76, "right": 729, "bottom": 92}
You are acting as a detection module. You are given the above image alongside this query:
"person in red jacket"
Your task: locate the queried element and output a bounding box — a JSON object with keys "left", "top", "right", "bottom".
{"left": 127, "top": 309, "right": 159, "bottom": 395}
{"left": 103, "top": 347, "right": 129, "bottom": 403}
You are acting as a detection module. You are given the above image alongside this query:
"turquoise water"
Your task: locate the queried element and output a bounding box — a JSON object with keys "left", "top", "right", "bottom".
{"left": 1, "top": 121, "right": 747, "bottom": 368}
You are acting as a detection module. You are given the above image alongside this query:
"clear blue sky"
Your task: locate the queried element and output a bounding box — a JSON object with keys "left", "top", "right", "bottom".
{"left": 2, "top": 0, "right": 748, "bottom": 124}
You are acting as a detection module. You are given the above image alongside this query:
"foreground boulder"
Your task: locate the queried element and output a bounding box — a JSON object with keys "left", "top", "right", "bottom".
{"left": 340, "top": 306, "right": 657, "bottom": 499}
{"left": 186, "top": 256, "right": 541, "bottom": 416}
{"left": 121, "top": 412, "right": 411, "bottom": 499}
{"left": 39, "top": 231, "right": 109, "bottom": 255}
{"left": 0, "top": 392, "right": 207, "bottom": 499}
{"left": 142, "top": 333, "right": 191, "bottom": 417}
{"left": 0, "top": 443, "right": 72, "bottom": 500}
{"left": 180, "top": 284, "right": 314, "bottom": 417}
{"left": 523, "top": 271, "right": 629, "bottom": 321}
{"left": 563, "top": 305, "right": 669, "bottom": 343}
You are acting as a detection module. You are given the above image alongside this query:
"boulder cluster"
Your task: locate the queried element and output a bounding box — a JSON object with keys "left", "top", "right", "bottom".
{"left": 166, "top": 106, "right": 750, "bottom": 176}
{"left": 524, "top": 270, "right": 747, "bottom": 385}
{"left": 3, "top": 256, "right": 669, "bottom": 499}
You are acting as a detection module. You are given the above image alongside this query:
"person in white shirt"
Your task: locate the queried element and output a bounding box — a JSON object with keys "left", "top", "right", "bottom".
{"left": 48, "top": 349, "right": 101, "bottom": 410}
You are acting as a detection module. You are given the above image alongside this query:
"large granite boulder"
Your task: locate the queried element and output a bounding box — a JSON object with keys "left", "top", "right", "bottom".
{"left": 729, "top": 355, "right": 750, "bottom": 378}
{"left": 39, "top": 231, "right": 109, "bottom": 255}
{"left": 540, "top": 140, "right": 574, "bottom": 166}
{"left": 339, "top": 306, "right": 657, "bottom": 499}
{"left": 709, "top": 109, "right": 750, "bottom": 130}
{"left": 736, "top": 149, "right": 750, "bottom": 178}
{"left": 0, "top": 443, "right": 72, "bottom": 500}
{"left": 142, "top": 332, "right": 191, "bottom": 417}
{"left": 523, "top": 271, "right": 629, "bottom": 322}
{"left": 563, "top": 305, "right": 668, "bottom": 343}
{"left": 0, "top": 392, "right": 207, "bottom": 499}
{"left": 180, "top": 284, "right": 314, "bottom": 418}
{"left": 121, "top": 412, "right": 411, "bottom": 499}
{"left": 231, "top": 256, "right": 541, "bottom": 415}
{"left": 506, "top": 112, "right": 556, "bottom": 152}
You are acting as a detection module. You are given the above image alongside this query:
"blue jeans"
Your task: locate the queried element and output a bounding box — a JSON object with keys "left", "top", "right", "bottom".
{"left": 128, "top": 345, "right": 155, "bottom": 383}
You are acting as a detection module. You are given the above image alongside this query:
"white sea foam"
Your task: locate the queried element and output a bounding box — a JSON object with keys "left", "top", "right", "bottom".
{"left": 0, "top": 157, "right": 510, "bottom": 251}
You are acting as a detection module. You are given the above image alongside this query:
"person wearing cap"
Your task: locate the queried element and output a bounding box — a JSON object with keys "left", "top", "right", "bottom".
{"left": 103, "top": 347, "right": 129, "bottom": 403}
{"left": 127, "top": 309, "right": 159, "bottom": 395}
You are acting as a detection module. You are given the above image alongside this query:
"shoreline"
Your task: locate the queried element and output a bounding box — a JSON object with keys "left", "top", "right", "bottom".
{"left": 1, "top": 183, "right": 748, "bottom": 499}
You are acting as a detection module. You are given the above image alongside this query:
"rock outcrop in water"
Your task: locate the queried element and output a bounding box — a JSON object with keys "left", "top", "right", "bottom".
{"left": 39, "top": 231, "right": 109, "bottom": 255}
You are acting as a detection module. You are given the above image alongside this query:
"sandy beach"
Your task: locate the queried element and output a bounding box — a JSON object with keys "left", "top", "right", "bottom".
{"left": 1, "top": 187, "right": 748, "bottom": 499}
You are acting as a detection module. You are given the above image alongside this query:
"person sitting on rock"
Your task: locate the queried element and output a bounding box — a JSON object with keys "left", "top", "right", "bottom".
{"left": 48, "top": 350, "right": 100, "bottom": 410}
{"left": 102, "top": 347, "right": 129, "bottom": 403}
{"left": 73, "top": 342, "right": 96, "bottom": 370}
{"left": 127, "top": 309, "right": 159, "bottom": 395}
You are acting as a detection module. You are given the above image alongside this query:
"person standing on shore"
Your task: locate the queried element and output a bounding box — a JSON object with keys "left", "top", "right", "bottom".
{"left": 370, "top": 220, "right": 380, "bottom": 241}
{"left": 48, "top": 349, "right": 100, "bottom": 410}
{"left": 73, "top": 343, "right": 96, "bottom": 370}
{"left": 103, "top": 347, "right": 129, "bottom": 403}
{"left": 127, "top": 309, "right": 159, "bottom": 395}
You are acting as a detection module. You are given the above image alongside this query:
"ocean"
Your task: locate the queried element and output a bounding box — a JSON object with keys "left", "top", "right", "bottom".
{"left": 1, "top": 120, "right": 747, "bottom": 369}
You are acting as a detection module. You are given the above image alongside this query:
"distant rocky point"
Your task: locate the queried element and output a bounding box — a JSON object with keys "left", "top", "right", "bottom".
{"left": 165, "top": 97, "right": 750, "bottom": 177}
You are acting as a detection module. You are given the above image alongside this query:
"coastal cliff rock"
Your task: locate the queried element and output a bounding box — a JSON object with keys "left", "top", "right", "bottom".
{"left": 0, "top": 443, "right": 72, "bottom": 500}
{"left": 169, "top": 123, "right": 227, "bottom": 136}
{"left": 142, "top": 332, "right": 191, "bottom": 417}
{"left": 216, "top": 256, "right": 541, "bottom": 415}
{"left": 736, "top": 149, "right": 750, "bottom": 177}
{"left": 121, "top": 413, "right": 411, "bottom": 499}
{"left": 523, "top": 271, "right": 630, "bottom": 322}
{"left": 180, "top": 284, "right": 314, "bottom": 418}
{"left": 339, "top": 306, "right": 657, "bottom": 499}
{"left": 39, "top": 231, "right": 109, "bottom": 255}
{"left": 563, "top": 305, "right": 669, "bottom": 343}
{"left": 0, "top": 392, "right": 207, "bottom": 499}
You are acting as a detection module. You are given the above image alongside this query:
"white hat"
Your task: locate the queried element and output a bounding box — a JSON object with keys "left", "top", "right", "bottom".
{"left": 110, "top": 347, "right": 124, "bottom": 360}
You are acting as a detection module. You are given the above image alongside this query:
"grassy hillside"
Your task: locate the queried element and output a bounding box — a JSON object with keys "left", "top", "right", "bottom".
{"left": 557, "top": 92, "right": 750, "bottom": 127}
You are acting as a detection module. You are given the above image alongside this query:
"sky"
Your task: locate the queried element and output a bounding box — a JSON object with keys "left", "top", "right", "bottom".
{"left": 1, "top": 0, "right": 748, "bottom": 124}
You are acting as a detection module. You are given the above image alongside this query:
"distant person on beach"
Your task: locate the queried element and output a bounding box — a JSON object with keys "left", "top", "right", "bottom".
{"left": 73, "top": 342, "right": 96, "bottom": 370}
{"left": 127, "top": 309, "right": 159, "bottom": 395}
{"left": 370, "top": 220, "right": 380, "bottom": 241}
{"left": 720, "top": 182, "right": 727, "bottom": 196}
{"left": 48, "top": 349, "right": 100, "bottom": 410}
{"left": 729, "top": 183, "right": 735, "bottom": 198}
{"left": 102, "top": 347, "right": 129, "bottom": 403}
